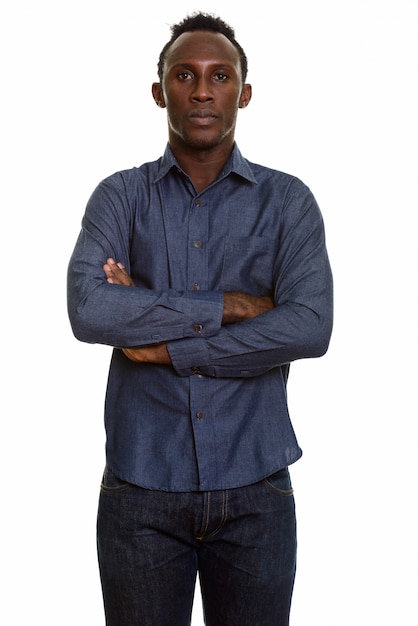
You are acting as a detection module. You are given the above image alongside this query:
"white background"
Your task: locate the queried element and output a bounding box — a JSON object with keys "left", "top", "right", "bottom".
{"left": 1, "top": 1, "right": 417, "bottom": 624}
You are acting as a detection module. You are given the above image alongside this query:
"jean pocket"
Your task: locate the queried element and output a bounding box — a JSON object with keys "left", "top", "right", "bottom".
{"left": 100, "top": 465, "right": 134, "bottom": 492}
{"left": 262, "top": 467, "right": 294, "bottom": 496}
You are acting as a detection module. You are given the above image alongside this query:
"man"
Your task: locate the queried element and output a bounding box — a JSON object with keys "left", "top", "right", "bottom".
{"left": 68, "top": 12, "right": 333, "bottom": 626}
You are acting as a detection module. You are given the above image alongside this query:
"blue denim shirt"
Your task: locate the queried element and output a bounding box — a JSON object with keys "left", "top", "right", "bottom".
{"left": 67, "top": 144, "right": 333, "bottom": 492}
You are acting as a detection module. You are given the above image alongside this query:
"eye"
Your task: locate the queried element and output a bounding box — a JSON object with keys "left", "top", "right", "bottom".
{"left": 177, "top": 71, "right": 192, "bottom": 81}
{"left": 214, "top": 72, "right": 229, "bottom": 81}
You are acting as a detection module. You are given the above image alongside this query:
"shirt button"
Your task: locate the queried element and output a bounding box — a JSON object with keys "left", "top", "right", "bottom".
{"left": 192, "top": 283, "right": 200, "bottom": 291}
{"left": 196, "top": 411, "right": 205, "bottom": 420}
{"left": 193, "top": 324, "right": 203, "bottom": 333}
{"left": 195, "top": 198, "right": 202, "bottom": 207}
{"left": 193, "top": 240, "right": 202, "bottom": 248}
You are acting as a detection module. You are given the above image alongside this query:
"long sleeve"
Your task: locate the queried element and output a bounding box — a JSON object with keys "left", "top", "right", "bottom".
{"left": 67, "top": 146, "right": 332, "bottom": 492}
{"left": 67, "top": 172, "right": 223, "bottom": 348}
{"left": 167, "top": 177, "right": 333, "bottom": 377}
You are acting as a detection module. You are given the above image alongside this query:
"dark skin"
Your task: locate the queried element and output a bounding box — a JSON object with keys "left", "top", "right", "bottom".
{"left": 103, "top": 31, "right": 274, "bottom": 363}
{"left": 103, "top": 259, "right": 274, "bottom": 363}
{"left": 151, "top": 30, "right": 252, "bottom": 192}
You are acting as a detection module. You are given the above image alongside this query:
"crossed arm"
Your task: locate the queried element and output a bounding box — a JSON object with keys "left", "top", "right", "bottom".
{"left": 103, "top": 258, "right": 275, "bottom": 364}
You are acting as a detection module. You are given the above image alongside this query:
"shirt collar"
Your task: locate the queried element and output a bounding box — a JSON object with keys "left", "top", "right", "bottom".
{"left": 154, "top": 143, "right": 257, "bottom": 185}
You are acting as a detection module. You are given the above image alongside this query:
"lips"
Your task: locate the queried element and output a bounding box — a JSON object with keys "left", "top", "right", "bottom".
{"left": 189, "top": 110, "right": 218, "bottom": 125}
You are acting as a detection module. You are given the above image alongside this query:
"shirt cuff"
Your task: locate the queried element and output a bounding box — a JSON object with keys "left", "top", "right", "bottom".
{"left": 168, "top": 337, "right": 213, "bottom": 377}
{"left": 182, "top": 289, "right": 224, "bottom": 338}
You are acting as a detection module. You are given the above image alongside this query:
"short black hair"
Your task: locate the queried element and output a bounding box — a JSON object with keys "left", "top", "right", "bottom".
{"left": 157, "top": 12, "right": 248, "bottom": 83}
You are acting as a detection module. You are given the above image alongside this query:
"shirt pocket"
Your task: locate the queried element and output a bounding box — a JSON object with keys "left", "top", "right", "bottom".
{"left": 221, "top": 236, "right": 276, "bottom": 295}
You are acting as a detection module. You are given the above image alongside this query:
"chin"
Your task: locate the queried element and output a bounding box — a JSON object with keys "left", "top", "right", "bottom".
{"left": 185, "top": 132, "right": 226, "bottom": 151}
{"left": 190, "top": 139, "right": 219, "bottom": 150}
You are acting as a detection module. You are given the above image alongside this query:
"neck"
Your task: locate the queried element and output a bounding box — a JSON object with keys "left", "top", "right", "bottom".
{"left": 170, "top": 140, "right": 234, "bottom": 193}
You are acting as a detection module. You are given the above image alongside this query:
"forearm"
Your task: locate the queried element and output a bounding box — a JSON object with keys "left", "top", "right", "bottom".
{"left": 222, "top": 292, "right": 275, "bottom": 323}
{"left": 68, "top": 285, "right": 223, "bottom": 348}
{"left": 67, "top": 249, "right": 223, "bottom": 347}
{"left": 122, "top": 343, "right": 172, "bottom": 364}
{"left": 119, "top": 292, "right": 274, "bottom": 365}
{"left": 168, "top": 234, "right": 334, "bottom": 378}
{"left": 67, "top": 182, "right": 223, "bottom": 347}
{"left": 168, "top": 294, "right": 333, "bottom": 377}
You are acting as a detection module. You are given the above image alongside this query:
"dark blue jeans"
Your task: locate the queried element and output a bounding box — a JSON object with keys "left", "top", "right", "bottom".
{"left": 97, "top": 466, "right": 297, "bottom": 625}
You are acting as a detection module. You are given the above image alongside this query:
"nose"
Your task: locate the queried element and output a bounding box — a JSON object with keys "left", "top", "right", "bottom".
{"left": 191, "top": 77, "right": 214, "bottom": 102}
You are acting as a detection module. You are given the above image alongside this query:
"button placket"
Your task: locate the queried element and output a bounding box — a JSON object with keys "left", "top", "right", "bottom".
{"left": 189, "top": 372, "right": 217, "bottom": 489}
{"left": 188, "top": 195, "right": 208, "bottom": 292}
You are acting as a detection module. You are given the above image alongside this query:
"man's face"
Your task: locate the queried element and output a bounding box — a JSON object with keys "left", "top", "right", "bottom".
{"left": 154, "top": 30, "right": 251, "bottom": 152}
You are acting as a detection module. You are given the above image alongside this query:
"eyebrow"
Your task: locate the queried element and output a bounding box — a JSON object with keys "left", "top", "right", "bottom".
{"left": 169, "top": 61, "right": 238, "bottom": 72}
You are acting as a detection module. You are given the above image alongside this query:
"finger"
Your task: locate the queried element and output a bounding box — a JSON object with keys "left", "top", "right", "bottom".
{"left": 104, "top": 259, "right": 124, "bottom": 276}
{"left": 107, "top": 259, "right": 127, "bottom": 275}
{"left": 103, "top": 258, "right": 134, "bottom": 286}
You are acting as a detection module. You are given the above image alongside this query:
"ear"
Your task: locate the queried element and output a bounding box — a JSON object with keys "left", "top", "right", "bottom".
{"left": 152, "top": 82, "right": 166, "bottom": 108}
{"left": 239, "top": 83, "right": 252, "bottom": 109}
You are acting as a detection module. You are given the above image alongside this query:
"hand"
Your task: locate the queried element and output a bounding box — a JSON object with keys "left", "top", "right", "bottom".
{"left": 222, "top": 292, "right": 275, "bottom": 324}
{"left": 122, "top": 343, "right": 171, "bottom": 364}
{"left": 103, "top": 258, "right": 135, "bottom": 286}
{"left": 103, "top": 260, "right": 170, "bottom": 364}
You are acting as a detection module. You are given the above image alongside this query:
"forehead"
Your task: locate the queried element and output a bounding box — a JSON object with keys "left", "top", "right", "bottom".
{"left": 165, "top": 30, "right": 241, "bottom": 70}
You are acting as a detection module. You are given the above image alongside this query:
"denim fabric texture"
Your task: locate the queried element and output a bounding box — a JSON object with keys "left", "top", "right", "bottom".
{"left": 67, "top": 143, "right": 333, "bottom": 491}
{"left": 97, "top": 465, "right": 297, "bottom": 626}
